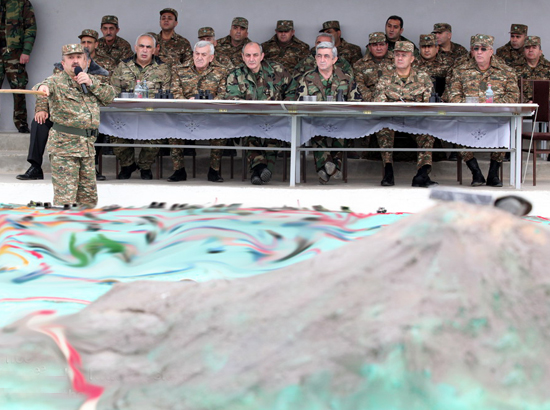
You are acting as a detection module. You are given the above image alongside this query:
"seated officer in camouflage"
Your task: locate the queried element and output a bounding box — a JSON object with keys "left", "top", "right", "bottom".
{"left": 496, "top": 24, "right": 528, "bottom": 68}
{"left": 318, "top": 20, "right": 362, "bottom": 65}
{"left": 157, "top": 7, "right": 192, "bottom": 67}
{"left": 293, "top": 32, "right": 353, "bottom": 78}
{"left": 413, "top": 34, "right": 451, "bottom": 97}
{"left": 96, "top": 15, "right": 133, "bottom": 66}
{"left": 515, "top": 36, "right": 550, "bottom": 102}
{"left": 33, "top": 44, "right": 116, "bottom": 207}
{"left": 169, "top": 41, "right": 230, "bottom": 183}
{"left": 110, "top": 33, "right": 171, "bottom": 180}
{"left": 261, "top": 20, "right": 309, "bottom": 72}
{"left": 215, "top": 17, "right": 251, "bottom": 67}
{"left": 373, "top": 41, "right": 439, "bottom": 188}
{"left": 197, "top": 26, "right": 233, "bottom": 69}
{"left": 432, "top": 23, "right": 467, "bottom": 64}
{"left": 446, "top": 34, "right": 520, "bottom": 187}
{"left": 225, "top": 42, "right": 292, "bottom": 185}
{"left": 295, "top": 42, "right": 361, "bottom": 184}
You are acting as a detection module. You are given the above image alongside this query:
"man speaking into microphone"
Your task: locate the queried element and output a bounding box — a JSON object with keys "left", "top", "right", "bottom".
{"left": 33, "top": 44, "right": 116, "bottom": 207}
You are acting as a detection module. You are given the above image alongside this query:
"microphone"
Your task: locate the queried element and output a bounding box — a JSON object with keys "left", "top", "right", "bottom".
{"left": 73, "top": 66, "right": 88, "bottom": 94}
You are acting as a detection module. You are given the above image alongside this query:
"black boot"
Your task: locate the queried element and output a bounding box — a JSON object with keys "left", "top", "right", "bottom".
{"left": 96, "top": 168, "right": 106, "bottom": 181}
{"left": 16, "top": 165, "right": 43, "bottom": 180}
{"left": 486, "top": 160, "right": 503, "bottom": 187}
{"left": 117, "top": 162, "right": 137, "bottom": 179}
{"left": 381, "top": 163, "right": 394, "bottom": 186}
{"left": 251, "top": 163, "right": 267, "bottom": 185}
{"left": 412, "top": 165, "right": 439, "bottom": 188}
{"left": 465, "top": 158, "right": 486, "bottom": 186}
{"left": 207, "top": 167, "right": 224, "bottom": 182}
{"left": 167, "top": 167, "right": 187, "bottom": 182}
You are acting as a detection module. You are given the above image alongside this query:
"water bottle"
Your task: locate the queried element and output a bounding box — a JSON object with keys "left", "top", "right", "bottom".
{"left": 485, "top": 84, "right": 494, "bottom": 103}
{"left": 142, "top": 80, "right": 149, "bottom": 99}
{"left": 134, "top": 80, "right": 143, "bottom": 99}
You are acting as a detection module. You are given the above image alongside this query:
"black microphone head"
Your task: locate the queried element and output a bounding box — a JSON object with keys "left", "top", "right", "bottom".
{"left": 74, "top": 66, "right": 83, "bottom": 75}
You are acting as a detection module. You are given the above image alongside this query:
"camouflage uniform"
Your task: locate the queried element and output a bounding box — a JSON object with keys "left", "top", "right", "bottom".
{"left": 215, "top": 35, "right": 250, "bottom": 68}
{"left": 97, "top": 36, "right": 133, "bottom": 65}
{"left": 110, "top": 56, "right": 171, "bottom": 170}
{"left": 496, "top": 42, "right": 526, "bottom": 68}
{"left": 261, "top": 36, "right": 309, "bottom": 73}
{"left": 225, "top": 60, "right": 291, "bottom": 171}
{"left": 33, "top": 44, "right": 116, "bottom": 207}
{"left": 336, "top": 39, "right": 362, "bottom": 65}
{"left": 0, "top": 0, "right": 36, "bottom": 130}
{"left": 353, "top": 51, "right": 394, "bottom": 101}
{"left": 92, "top": 53, "right": 117, "bottom": 78}
{"left": 515, "top": 36, "right": 550, "bottom": 102}
{"left": 157, "top": 31, "right": 192, "bottom": 66}
{"left": 439, "top": 42, "right": 468, "bottom": 63}
{"left": 170, "top": 59, "right": 229, "bottom": 171}
{"left": 295, "top": 66, "right": 361, "bottom": 172}
{"left": 293, "top": 50, "right": 353, "bottom": 78}
{"left": 373, "top": 64, "right": 436, "bottom": 168}
{"left": 387, "top": 35, "right": 419, "bottom": 56}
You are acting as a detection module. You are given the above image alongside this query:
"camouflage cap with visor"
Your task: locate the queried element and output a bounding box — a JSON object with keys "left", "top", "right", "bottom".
{"left": 432, "top": 23, "right": 452, "bottom": 33}
{"left": 419, "top": 34, "right": 437, "bottom": 46}
{"left": 524, "top": 36, "right": 541, "bottom": 47}
{"left": 101, "top": 15, "right": 119, "bottom": 27}
{"left": 369, "top": 32, "right": 386, "bottom": 44}
{"left": 232, "top": 17, "right": 248, "bottom": 29}
{"left": 320, "top": 20, "right": 340, "bottom": 32}
{"left": 510, "top": 24, "right": 528, "bottom": 35}
{"left": 276, "top": 20, "right": 294, "bottom": 32}
{"left": 394, "top": 41, "right": 414, "bottom": 53}
{"left": 160, "top": 8, "right": 178, "bottom": 19}
{"left": 472, "top": 34, "right": 494, "bottom": 48}
{"left": 78, "top": 29, "right": 98, "bottom": 41}
{"left": 62, "top": 43, "right": 85, "bottom": 55}
{"left": 198, "top": 27, "right": 215, "bottom": 38}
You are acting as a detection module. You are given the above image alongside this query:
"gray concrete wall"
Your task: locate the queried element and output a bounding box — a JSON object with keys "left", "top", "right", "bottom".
{"left": 0, "top": 0, "right": 548, "bottom": 130}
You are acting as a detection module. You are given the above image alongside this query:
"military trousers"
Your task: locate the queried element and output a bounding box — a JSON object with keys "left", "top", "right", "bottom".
{"left": 0, "top": 52, "right": 29, "bottom": 129}
{"left": 312, "top": 136, "right": 343, "bottom": 172}
{"left": 112, "top": 137, "right": 159, "bottom": 170}
{"left": 460, "top": 151, "right": 505, "bottom": 163}
{"left": 377, "top": 128, "right": 434, "bottom": 168}
{"left": 245, "top": 137, "right": 279, "bottom": 171}
{"left": 50, "top": 154, "right": 97, "bottom": 207}
{"left": 169, "top": 138, "right": 226, "bottom": 171}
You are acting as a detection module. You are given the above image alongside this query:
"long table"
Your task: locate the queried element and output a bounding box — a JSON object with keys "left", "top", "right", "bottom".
{"left": 100, "top": 99, "right": 536, "bottom": 189}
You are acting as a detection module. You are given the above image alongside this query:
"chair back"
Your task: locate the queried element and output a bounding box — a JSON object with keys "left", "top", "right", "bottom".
{"left": 532, "top": 80, "right": 550, "bottom": 123}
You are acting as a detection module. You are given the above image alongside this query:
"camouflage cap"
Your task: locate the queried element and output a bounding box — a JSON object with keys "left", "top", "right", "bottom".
{"left": 78, "top": 29, "right": 98, "bottom": 41}
{"left": 232, "top": 17, "right": 248, "bottom": 29}
{"left": 419, "top": 34, "right": 437, "bottom": 46}
{"left": 432, "top": 23, "right": 452, "bottom": 33}
{"left": 525, "top": 35, "right": 541, "bottom": 47}
{"left": 101, "top": 15, "right": 118, "bottom": 27}
{"left": 510, "top": 24, "right": 528, "bottom": 35}
{"left": 62, "top": 43, "right": 85, "bottom": 55}
{"left": 276, "top": 20, "right": 293, "bottom": 32}
{"left": 470, "top": 35, "right": 477, "bottom": 47}
{"left": 198, "top": 27, "right": 215, "bottom": 38}
{"left": 369, "top": 32, "right": 386, "bottom": 44}
{"left": 472, "top": 34, "right": 494, "bottom": 48}
{"left": 394, "top": 41, "right": 414, "bottom": 53}
{"left": 320, "top": 20, "right": 340, "bottom": 32}
{"left": 160, "top": 8, "right": 178, "bottom": 19}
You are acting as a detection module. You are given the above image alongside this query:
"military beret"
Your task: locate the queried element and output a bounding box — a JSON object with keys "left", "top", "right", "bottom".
{"left": 198, "top": 27, "right": 215, "bottom": 38}
{"left": 510, "top": 24, "right": 528, "bottom": 35}
{"left": 525, "top": 36, "right": 541, "bottom": 47}
{"left": 369, "top": 32, "right": 386, "bottom": 44}
{"left": 101, "top": 15, "right": 118, "bottom": 27}
{"left": 320, "top": 20, "right": 340, "bottom": 32}
{"left": 432, "top": 23, "right": 452, "bottom": 33}
{"left": 232, "top": 17, "right": 248, "bottom": 29}
{"left": 160, "top": 8, "right": 178, "bottom": 19}
{"left": 472, "top": 34, "right": 494, "bottom": 48}
{"left": 419, "top": 34, "right": 437, "bottom": 46}
{"left": 276, "top": 20, "right": 294, "bottom": 32}
{"left": 78, "top": 29, "right": 98, "bottom": 41}
{"left": 394, "top": 41, "right": 414, "bottom": 53}
{"left": 62, "top": 43, "right": 85, "bottom": 55}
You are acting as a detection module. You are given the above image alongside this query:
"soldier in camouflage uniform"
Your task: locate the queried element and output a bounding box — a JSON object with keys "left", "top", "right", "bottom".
{"left": 225, "top": 42, "right": 291, "bottom": 185}
{"left": 318, "top": 20, "right": 362, "bottom": 65}
{"left": 157, "top": 8, "right": 192, "bottom": 67}
{"left": 496, "top": 24, "right": 528, "bottom": 68}
{"left": 373, "top": 41, "right": 439, "bottom": 188}
{"left": 413, "top": 34, "right": 451, "bottom": 96}
{"left": 515, "top": 36, "right": 550, "bottom": 102}
{"left": 385, "top": 15, "right": 419, "bottom": 57}
{"left": 0, "top": 0, "right": 36, "bottom": 133}
{"left": 293, "top": 32, "right": 353, "bottom": 78}
{"left": 446, "top": 34, "right": 520, "bottom": 187}
{"left": 215, "top": 17, "right": 251, "bottom": 68}
{"left": 33, "top": 44, "right": 115, "bottom": 207}
{"left": 169, "top": 41, "right": 229, "bottom": 183}
{"left": 432, "top": 23, "right": 468, "bottom": 64}
{"left": 197, "top": 26, "right": 234, "bottom": 69}
{"left": 261, "top": 20, "right": 309, "bottom": 72}
{"left": 295, "top": 42, "right": 361, "bottom": 184}
{"left": 110, "top": 33, "right": 171, "bottom": 180}
{"left": 96, "top": 16, "right": 133, "bottom": 66}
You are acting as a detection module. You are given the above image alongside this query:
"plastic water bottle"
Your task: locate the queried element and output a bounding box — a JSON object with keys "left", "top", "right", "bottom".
{"left": 485, "top": 84, "right": 494, "bottom": 103}
{"left": 142, "top": 80, "right": 149, "bottom": 99}
{"left": 134, "top": 80, "right": 143, "bottom": 98}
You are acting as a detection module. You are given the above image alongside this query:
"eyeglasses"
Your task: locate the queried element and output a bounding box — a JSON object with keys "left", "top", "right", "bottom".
{"left": 473, "top": 46, "right": 490, "bottom": 52}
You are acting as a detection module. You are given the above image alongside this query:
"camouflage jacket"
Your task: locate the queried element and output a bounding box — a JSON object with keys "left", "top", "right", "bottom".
{"left": 306, "top": 38, "right": 362, "bottom": 66}
{"left": 496, "top": 42, "right": 526, "bottom": 68}
{"left": 157, "top": 31, "right": 192, "bottom": 66}
{"left": 446, "top": 57, "right": 519, "bottom": 103}
{"left": 111, "top": 55, "right": 171, "bottom": 94}
{"left": 215, "top": 35, "right": 251, "bottom": 67}
{"left": 439, "top": 41, "right": 468, "bottom": 64}
{"left": 353, "top": 52, "right": 394, "bottom": 101}
{"left": 171, "top": 59, "right": 229, "bottom": 99}
{"left": 413, "top": 53, "right": 451, "bottom": 81}
{"left": 373, "top": 67, "right": 434, "bottom": 102}
{"left": 261, "top": 35, "right": 309, "bottom": 72}
{"left": 225, "top": 60, "right": 291, "bottom": 101}
{"left": 293, "top": 50, "right": 353, "bottom": 79}
{"left": 93, "top": 53, "right": 117, "bottom": 77}
{"left": 97, "top": 36, "right": 134, "bottom": 65}
{"left": 0, "top": 0, "right": 36, "bottom": 55}
{"left": 32, "top": 70, "right": 116, "bottom": 156}
{"left": 294, "top": 66, "right": 361, "bottom": 102}
{"left": 515, "top": 56, "right": 550, "bottom": 101}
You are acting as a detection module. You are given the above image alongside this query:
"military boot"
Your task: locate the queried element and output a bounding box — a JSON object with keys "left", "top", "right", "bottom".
{"left": 117, "top": 163, "right": 138, "bottom": 179}
{"left": 465, "top": 158, "right": 486, "bottom": 186}
{"left": 207, "top": 167, "right": 224, "bottom": 182}
{"left": 167, "top": 167, "right": 187, "bottom": 182}
{"left": 486, "top": 160, "right": 503, "bottom": 187}
{"left": 412, "top": 165, "right": 439, "bottom": 188}
{"left": 381, "top": 163, "right": 394, "bottom": 186}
